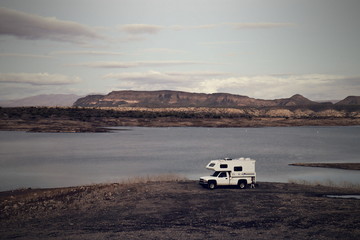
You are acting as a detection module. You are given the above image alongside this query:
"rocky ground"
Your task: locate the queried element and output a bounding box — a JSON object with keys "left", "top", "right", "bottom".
{"left": 1, "top": 181, "right": 360, "bottom": 240}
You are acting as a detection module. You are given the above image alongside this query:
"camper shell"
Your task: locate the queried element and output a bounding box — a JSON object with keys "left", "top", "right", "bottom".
{"left": 199, "top": 157, "right": 256, "bottom": 190}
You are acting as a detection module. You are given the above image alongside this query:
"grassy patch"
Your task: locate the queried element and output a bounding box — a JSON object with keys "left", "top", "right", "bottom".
{"left": 288, "top": 179, "right": 360, "bottom": 190}
{"left": 119, "top": 174, "right": 188, "bottom": 185}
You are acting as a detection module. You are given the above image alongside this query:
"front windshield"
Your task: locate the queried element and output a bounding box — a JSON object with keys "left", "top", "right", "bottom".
{"left": 211, "top": 171, "right": 220, "bottom": 177}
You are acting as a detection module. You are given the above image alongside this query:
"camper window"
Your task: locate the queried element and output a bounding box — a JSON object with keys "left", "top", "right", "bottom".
{"left": 208, "top": 163, "right": 215, "bottom": 167}
{"left": 234, "top": 166, "right": 243, "bottom": 171}
{"left": 220, "top": 164, "right": 228, "bottom": 169}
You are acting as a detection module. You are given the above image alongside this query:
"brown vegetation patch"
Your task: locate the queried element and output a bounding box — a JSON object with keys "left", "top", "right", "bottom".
{"left": 0, "top": 107, "right": 359, "bottom": 132}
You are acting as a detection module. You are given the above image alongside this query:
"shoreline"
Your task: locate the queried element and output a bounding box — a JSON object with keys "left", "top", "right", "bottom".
{"left": 1, "top": 106, "right": 359, "bottom": 132}
{"left": 1, "top": 162, "right": 358, "bottom": 193}
{"left": 1, "top": 117, "right": 359, "bottom": 133}
{"left": 289, "top": 162, "right": 360, "bottom": 171}
{"left": 1, "top": 180, "right": 359, "bottom": 239}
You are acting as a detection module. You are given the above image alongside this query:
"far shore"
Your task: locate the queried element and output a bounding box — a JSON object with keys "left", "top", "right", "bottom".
{"left": 289, "top": 162, "right": 360, "bottom": 171}
{"left": 0, "top": 106, "right": 359, "bottom": 132}
{"left": 1, "top": 117, "right": 360, "bottom": 133}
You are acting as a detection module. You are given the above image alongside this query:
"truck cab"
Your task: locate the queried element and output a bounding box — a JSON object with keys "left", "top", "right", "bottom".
{"left": 199, "top": 157, "right": 256, "bottom": 190}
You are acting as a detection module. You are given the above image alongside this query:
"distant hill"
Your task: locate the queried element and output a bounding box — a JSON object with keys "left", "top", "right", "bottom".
{"left": 73, "top": 90, "right": 323, "bottom": 108}
{"left": 0, "top": 94, "right": 81, "bottom": 107}
{"left": 336, "top": 96, "right": 360, "bottom": 105}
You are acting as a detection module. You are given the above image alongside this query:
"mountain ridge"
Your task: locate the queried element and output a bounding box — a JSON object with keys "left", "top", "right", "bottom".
{"left": 73, "top": 90, "right": 328, "bottom": 108}
{"left": 1, "top": 91, "right": 357, "bottom": 108}
{"left": 335, "top": 96, "right": 360, "bottom": 105}
{"left": 0, "top": 94, "right": 81, "bottom": 107}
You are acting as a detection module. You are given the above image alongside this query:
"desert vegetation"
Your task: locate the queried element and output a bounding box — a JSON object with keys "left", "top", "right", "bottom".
{"left": 0, "top": 106, "right": 359, "bottom": 132}
{"left": 288, "top": 179, "right": 360, "bottom": 190}
{"left": 1, "top": 105, "right": 360, "bottom": 120}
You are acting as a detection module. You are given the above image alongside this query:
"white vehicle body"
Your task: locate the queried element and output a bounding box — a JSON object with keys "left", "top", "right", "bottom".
{"left": 199, "top": 157, "right": 256, "bottom": 189}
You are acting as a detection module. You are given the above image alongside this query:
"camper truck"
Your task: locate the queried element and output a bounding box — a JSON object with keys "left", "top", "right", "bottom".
{"left": 199, "top": 157, "right": 256, "bottom": 190}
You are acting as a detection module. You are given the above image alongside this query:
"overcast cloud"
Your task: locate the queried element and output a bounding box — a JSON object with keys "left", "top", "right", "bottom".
{"left": 0, "top": 0, "right": 359, "bottom": 101}
{"left": 119, "top": 22, "right": 293, "bottom": 35}
{"left": 0, "top": 73, "right": 82, "bottom": 86}
{"left": 104, "top": 71, "right": 360, "bottom": 100}
{"left": 74, "top": 60, "right": 212, "bottom": 68}
{"left": 0, "top": 7, "right": 101, "bottom": 43}
{"left": 120, "top": 24, "right": 164, "bottom": 35}
{"left": 51, "top": 51, "right": 124, "bottom": 56}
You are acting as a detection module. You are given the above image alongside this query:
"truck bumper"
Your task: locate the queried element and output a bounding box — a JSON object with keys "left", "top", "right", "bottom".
{"left": 199, "top": 179, "right": 208, "bottom": 186}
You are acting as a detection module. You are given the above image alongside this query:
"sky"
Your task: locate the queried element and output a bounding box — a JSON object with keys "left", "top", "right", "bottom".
{"left": 0, "top": 0, "right": 359, "bottom": 101}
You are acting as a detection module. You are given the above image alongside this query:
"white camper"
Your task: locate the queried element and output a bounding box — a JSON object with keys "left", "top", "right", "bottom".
{"left": 199, "top": 157, "right": 256, "bottom": 189}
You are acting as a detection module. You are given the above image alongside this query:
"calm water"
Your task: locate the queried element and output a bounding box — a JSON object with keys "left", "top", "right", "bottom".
{"left": 0, "top": 126, "right": 359, "bottom": 191}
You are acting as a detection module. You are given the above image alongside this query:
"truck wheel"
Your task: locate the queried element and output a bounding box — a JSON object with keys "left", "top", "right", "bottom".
{"left": 238, "top": 181, "right": 247, "bottom": 189}
{"left": 208, "top": 182, "right": 216, "bottom": 190}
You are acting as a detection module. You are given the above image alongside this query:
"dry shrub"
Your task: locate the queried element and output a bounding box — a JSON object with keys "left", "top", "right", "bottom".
{"left": 119, "top": 174, "right": 188, "bottom": 185}
{"left": 288, "top": 178, "right": 360, "bottom": 190}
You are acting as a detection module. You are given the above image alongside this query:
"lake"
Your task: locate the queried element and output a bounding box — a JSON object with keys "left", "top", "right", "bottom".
{"left": 0, "top": 126, "right": 359, "bottom": 191}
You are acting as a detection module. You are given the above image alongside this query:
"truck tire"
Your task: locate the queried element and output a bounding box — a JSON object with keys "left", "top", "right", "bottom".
{"left": 238, "top": 181, "right": 247, "bottom": 189}
{"left": 208, "top": 182, "right": 216, "bottom": 190}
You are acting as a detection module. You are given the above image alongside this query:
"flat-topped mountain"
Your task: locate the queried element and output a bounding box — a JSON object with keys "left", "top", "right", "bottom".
{"left": 1, "top": 91, "right": 360, "bottom": 132}
{"left": 73, "top": 90, "right": 322, "bottom": 108}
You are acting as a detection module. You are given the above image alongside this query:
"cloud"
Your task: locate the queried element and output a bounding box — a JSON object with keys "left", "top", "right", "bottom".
{"left": 140, "top": 48, "right": 187, "bottom": 54}
{"left": 197, "top": 74, "right": 359, "bottom": 100}
{"left": 0, "top": 7, "right": 101, "bottom": 43}
{"left": 74, "top": 60, "right": 211, "bottom": 68}
{"left": 118, "top": 22, "right": 293, "bottom": 36}
{"left": 51, "top": 50, "right": 124, "bottom": 56}
{"left": 104, "top": 71, "right": 231, "bottom": 93}
{"left": 228, "top": 22, "right": 294, "bottom": 29}
{"left": 200, "top": 41, "right": 243, "bottom": 46}
{"left": 75, "top": 61, "right": 138, "bottom": 68}
{"left": 171, "top": 22, "right": 292, "bottom": 31}
{"left": 104, "top": 71, "right": 229, "bottom": 82}
{"left": 120, "top": 24, "right": 164, "bottom": 35}
{"left": 0, "top": 53, "right": 52, "bottom": 59}
{"left": 119, "top": 24, "right": 218, "bottom": 35}
{"left": 0, "top": 73, "right": 82, "bottom": 86}
{"left": 104, "top": 71, "right": 359, "bottom": 100}
{"left": 104, "top": 71, "right": 180, "bottom": 83}
{"left": 170, "top": 24, "right": 219, "bottom": 31}
{"left": 166, "top": 71, "right": 230, "bottom": 78}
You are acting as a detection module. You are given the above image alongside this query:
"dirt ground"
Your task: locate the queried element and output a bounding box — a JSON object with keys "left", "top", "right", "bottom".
{"left": 1, "top": 181, "right": 359, "bottom": 240}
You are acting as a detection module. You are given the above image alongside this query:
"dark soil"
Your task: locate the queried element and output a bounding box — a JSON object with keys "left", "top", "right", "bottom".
{"left": 1, "top": 181, "right": 359, "bottom": 239}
